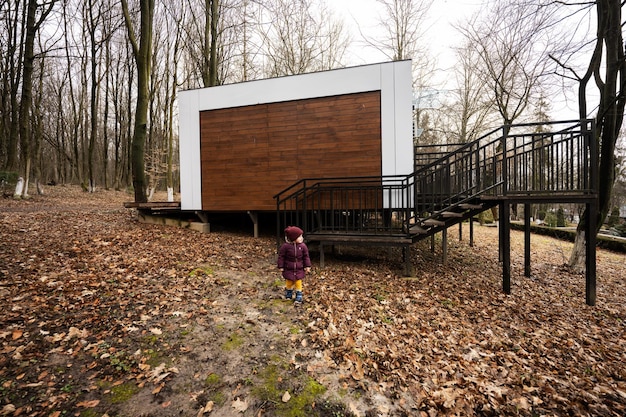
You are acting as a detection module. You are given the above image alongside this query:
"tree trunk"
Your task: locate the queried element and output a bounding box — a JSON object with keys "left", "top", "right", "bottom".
{"left": 3, "top": 2, "right": 24, "bottom": 172}
{"left": 121, "top": 0, "right": 154, "bottom": 203}
{"left": 17, "top": 0, "right": 38, "bottom": 198}
{"left": 569, "top": 0, "right": 625, "bottom": 269}
{"left": 88, "top": 0, "right": 99, "bottom": 193}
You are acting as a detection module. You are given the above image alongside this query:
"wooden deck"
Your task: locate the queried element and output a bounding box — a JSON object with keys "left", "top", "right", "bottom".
{"left": 123, "top": 201, "right": 181, "bottom": 210}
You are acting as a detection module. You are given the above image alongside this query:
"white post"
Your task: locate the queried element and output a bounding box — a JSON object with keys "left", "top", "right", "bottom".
{"left": 13, "top": 177, "right": 24, "bottom": 199}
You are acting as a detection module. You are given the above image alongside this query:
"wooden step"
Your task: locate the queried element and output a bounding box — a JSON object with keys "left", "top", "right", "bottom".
{"left": 409, "top": 224, "right": 429, "bottom": 234}
{"left": 459, "top": 203, "right": 483, "bottom": 210}
{"left": 423, "top": 218, "right": 445, "bottom": 227}
{"left": 441, "top": 211, "right": 464, "bottom": 218}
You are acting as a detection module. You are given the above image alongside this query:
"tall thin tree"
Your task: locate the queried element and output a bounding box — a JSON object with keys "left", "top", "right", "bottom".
{"left": 17, "top": 0, "right": 56, "bottom": 197}
{"left": 566, "top": 0, "right": 626, "bottom": 268}
{"left": 121, "top": 0, "right": 154, "bottom": 203}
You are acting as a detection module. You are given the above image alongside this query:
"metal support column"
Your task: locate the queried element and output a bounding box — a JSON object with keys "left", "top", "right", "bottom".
{"left": 524, "top": 203, "right": 531, "bottom": 277}
{"left": 442, "top": 228, "right": 448, "bottom": 265}
{"left": 247, "top": 211, "right": 259, "bottom": 238}
{"left": 501, "top": 202, "right": 511, "bottom": 294}
{"left": 586, "top": 202, "right": 597, "bottom": 306}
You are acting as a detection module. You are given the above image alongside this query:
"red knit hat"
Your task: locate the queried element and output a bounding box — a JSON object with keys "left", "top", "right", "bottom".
{"left": 284, "top": 226, "right": 304, "bottom": 242}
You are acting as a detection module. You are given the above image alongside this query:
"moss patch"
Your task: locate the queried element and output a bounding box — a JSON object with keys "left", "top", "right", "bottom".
{"left": 203, "top": 373, "right": 226, "bottom": 406}
{"left": 251, "top": 359, "right": 329, "bottom": 417}
{"left": 189, "top": 266, "right": 214, "bottom": 277}
{"left": 110, "top": 382, "right": 140, "bottom": 404}
{"left": 221, "top": 332, "right": 244, "bottom": 351}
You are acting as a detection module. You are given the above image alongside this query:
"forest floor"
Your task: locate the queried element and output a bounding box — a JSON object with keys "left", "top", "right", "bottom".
{"left": 1, "top": 185, "right": 625, "bottom": 417}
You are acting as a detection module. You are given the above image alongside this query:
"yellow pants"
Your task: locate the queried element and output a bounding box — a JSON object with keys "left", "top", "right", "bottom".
{"left": 285, "top": 279, "right": 303, "bottom": 291}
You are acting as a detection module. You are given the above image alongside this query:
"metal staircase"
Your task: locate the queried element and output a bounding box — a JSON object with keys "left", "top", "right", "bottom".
{"left": 274, "top": 120, "right": 599, "bottom": 304}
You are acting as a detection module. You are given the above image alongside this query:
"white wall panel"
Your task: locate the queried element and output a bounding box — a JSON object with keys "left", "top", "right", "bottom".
{"left": 179, "top": 60, "right": 413, "bottom": 210}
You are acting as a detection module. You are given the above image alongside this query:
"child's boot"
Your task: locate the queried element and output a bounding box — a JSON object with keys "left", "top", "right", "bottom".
{"left": 285, "top": 289, "right": 293, "bottom": 300}
{"left": 295, "top": 291, "right": 303, "bottom": 304}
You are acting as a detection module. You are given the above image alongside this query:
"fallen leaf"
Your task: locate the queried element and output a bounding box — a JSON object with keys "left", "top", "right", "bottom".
{"left": 1, "top": 404, "right": 16, "bottom": 415}
{"left": 282, "top": 391, "right": 291, "bottom": 402}
{"left": 232, "top": 397, "right": 248, "bottom": 413}
{"left": 198, "top": 400, "right": 214, "bottom": 415}
{"left": 65, "top": 327, "right": 88, "bottom": 341}
{"left": 76, "top": 400, "right": 100, "bottom": 408}
{"left": 12, "top": 330, "right": 23, "bottom": 340}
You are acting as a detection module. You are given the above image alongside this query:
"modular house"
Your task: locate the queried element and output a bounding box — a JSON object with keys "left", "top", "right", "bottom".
{"left": 178, "top": 60, "right": 414, "bottom": 214}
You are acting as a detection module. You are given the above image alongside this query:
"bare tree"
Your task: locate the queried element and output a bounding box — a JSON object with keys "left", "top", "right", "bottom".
{"left": 85, "top": 0, "right": 107, "bottom": 192}
{"left": 121, "top": 0, "right": 154, "bottom": 203}
{"left": 225, "top": 0, "right": 264, "bottom": 82}
{"left": 459, "top": 1, "right": 560, "bottom": 129}
{"left": 458, "top": 1, "right": 563, "bottom": 221}
{"left": 260, "top": 0, "right": 350, "bottom": 76}
{"left": 364, "top": 0, "right": 433, "bottom": 62}
{"left": 161, "top": 2, "right": 185, "bottom": 201}
{"left": 363, "top": 0, "right": 435, "bottom": 141}
{"left": 16, "top": 0, "right": 57, "bottom": 198}
{"left": 0, "top": 0, "right": 25, "bottom": 172}
{"left": 443, "top": 40, "right": 498, "bottom": 144}
{"left": 556, "top": 0, "right": 626, "bottom": 269}
{"left": 181, "top": 0, "right": 232, "bottom": 87}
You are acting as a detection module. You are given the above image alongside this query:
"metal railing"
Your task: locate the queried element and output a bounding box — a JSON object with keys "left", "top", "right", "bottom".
{"left": 275, "top": 120, "right": 596, "bottom": 240}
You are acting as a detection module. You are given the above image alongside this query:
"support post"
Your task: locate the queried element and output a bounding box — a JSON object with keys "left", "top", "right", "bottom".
{"left": 469, "top": 216, "right": 474, "bottom": 247}
{"left": 498, "top": 210, "right": 504, "bottom": 262}
{"left": 319, "top": 243, "right": 325, "bottom": 269}
{"left": 586, "top": 202, "right": 597, "bottom": 306}
{"left": 195, "top": 211, "right": 209, "bottom": 224}
{"left": 247, "top": 211, "right": 259, "bottom": 238}
{"left": 459, "top": 222, "right": 463, "bottom": 241}
{"left": 524, "top": 203, "right": 531, "bottom": 277}
{"left": 442, "top": 228, "right": 448, "bottom": 264}
{"left": 402, "top": 245, "right": 412, "bottom": 276}
{"left": 501, "top": 202, "right": 511, "bottom": 294}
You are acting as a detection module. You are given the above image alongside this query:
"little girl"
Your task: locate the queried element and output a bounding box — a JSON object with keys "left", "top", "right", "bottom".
{"left": 277, "top": 226, "right": 311, "bottom": 304}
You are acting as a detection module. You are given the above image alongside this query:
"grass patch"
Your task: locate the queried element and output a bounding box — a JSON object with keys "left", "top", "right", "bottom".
{"left": 256, "top": 298, "right": 288, "bottom": 314}
{"left": 251, "top": 358, "right": 331, "bottom": 417}
{"left": 143, "top": 348, "right": 169, "bottom": 368}
{"left": 221, "top": 332, "right": 244, "bottom": 351}
{"left": 110, "top": 382, "right": 139, "bottom": 404}
{"left": 203, "top": 373, "right": 226, "bottom": 406}
{"left": 204, "top": 373, "right": 221, "bottom": 388}
{"left": 264, "top": 278, "right": 284, "bottom": 289}
{"left": 189, "top": 266, "right": 214, "bottom": 277}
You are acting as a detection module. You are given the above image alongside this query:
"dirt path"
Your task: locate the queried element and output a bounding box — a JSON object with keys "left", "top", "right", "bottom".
{"left": 1, "top": 185, "right": 625, "bottom": 416}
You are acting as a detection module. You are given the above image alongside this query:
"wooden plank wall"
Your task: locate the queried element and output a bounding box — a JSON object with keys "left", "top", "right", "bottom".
{"left": 199, "top": 91, "right": 382, "bottom": 211}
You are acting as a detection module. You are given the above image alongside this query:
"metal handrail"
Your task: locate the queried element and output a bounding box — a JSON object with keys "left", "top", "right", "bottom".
{"left": 275, "top": 119, "right": 596, "bottom": 241}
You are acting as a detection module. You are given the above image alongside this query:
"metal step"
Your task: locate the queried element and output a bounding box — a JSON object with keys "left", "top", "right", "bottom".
{"left": 409, "top": 224, "right": 429, "bottom": 234}
{"left": 459, "top": 203, "right": 483, "bottom": 210}
{"left": 423, "top": 218, "right": 445, "bottom": 227}
{"left": 441, "top": 211, "right": 464, "bottom": 218}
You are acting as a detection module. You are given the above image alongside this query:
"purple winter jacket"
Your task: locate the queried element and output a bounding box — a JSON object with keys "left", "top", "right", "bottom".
{"left": 277, "top": 241, "right": 311, "bottom": 281}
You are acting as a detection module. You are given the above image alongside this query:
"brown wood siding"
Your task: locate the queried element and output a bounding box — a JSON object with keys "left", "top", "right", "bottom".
{"left": 199, "top": 91, "right": 382, "bottom": 211}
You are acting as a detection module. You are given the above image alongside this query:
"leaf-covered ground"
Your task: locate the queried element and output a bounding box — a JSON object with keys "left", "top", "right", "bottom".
{"left": 1, "top": 185, "right": 625, "bottom": 416}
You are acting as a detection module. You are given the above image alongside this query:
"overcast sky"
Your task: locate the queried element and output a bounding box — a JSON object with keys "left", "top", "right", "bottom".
{"left": 331, "top": 0, "right": 485, "bottom": 68}
{"left": 331, "top": 0, "right": 580, "bottom": 119}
